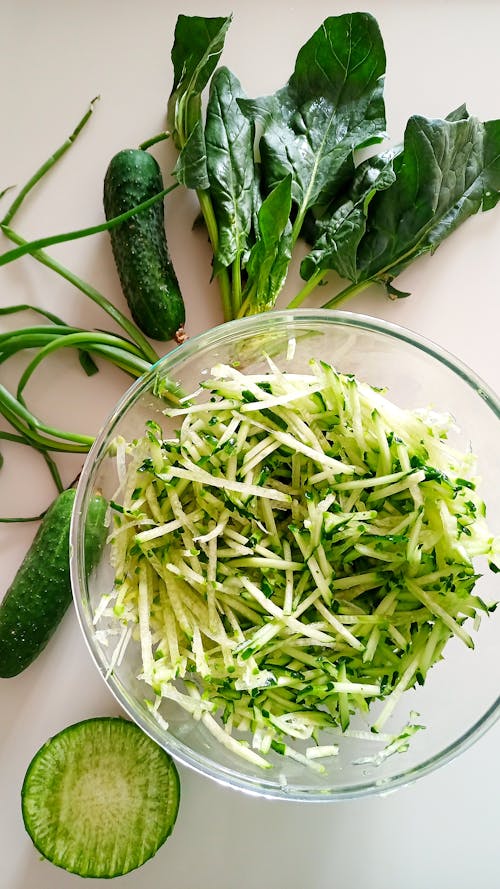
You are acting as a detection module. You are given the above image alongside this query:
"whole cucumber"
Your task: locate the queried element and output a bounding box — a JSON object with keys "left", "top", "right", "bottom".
{"left": 103, "top": 148, "right": 185, "bottom": 342}
{"left": 0, "top": 488, "right": 106, "bottom": 678}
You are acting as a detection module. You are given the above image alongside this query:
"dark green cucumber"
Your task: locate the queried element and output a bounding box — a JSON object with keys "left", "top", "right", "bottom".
{"left": 21, "top": 716, "right": 180, "bottom": 878}
{"left": 104, "top": 148, "right": 185, "bottom": 342}
{"left": 0, "top": 488, "right": 106, "bottom": 678}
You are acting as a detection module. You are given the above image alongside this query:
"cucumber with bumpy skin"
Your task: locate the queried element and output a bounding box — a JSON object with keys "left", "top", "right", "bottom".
{"left": 21, "top": 716, "right": 180, "bottom": 878}
{"left": 104, "top": 148, "right": 186, "bottom": 342}
{"left": 0, "top": 488, "right": 106, "bottom": 678}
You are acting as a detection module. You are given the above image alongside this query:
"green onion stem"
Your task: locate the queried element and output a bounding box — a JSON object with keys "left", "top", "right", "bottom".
{"left": 0, "top": 395, "right": 90, "bottom": 453}
{"left": 0, "top": 98, "right": 159, "bottom": 366}
{"left": 0, "top": 431, "right": 34, "bottom": 446}
{"left": 1, "top": 228, "right": 159, "bottom": 364}
{"left": 139, "top": 132, "right": 170, "bottom": 151}
{"left": 0, "top": 325, "right": 81, "bottom": 350}
{"left": 0, "top": 303, "right": 68, "bottom": 325}
{"left": 0, "top": 323, "right": 77, "bottom": 340}
{"left": 86, "top": 346, "right": 151, "bottom": 378}
{"left": 1, "top": 334, "right": 67, "bottom": 362}
{"left": 0, "top": 384, "right": 93, "bottom": 448}
{"left": 0, "top": 328, "right": 150, "bottom": 383}
{"left": 0, "top": 513, "right": 47, "bottom": 524}
{"left": 0, "top": 186, "right": 15, "bottom": 202}
{"left": 18, "top": 334, "right": 152, "bottom": 404}
{"left": 0, "top": 184, "right": 177, "bottom": 266}
{"left": 0, "top": 309, "right": 99, "bottom": 375}
{"left": 0, "top": 430, "right": 64, "bottom": 493}
{"left": 0, "top": 328, "right": 102, "bottom": 380}
{"left": 0, "top": 97, "right": 100, "bottom": 228}
{"left": 16, "top": 331, "right": 152, "bottom": 404}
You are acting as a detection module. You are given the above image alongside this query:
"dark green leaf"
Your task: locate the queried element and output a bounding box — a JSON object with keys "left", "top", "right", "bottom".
{"left": 482, "top": 119, "right": 500, "bottom": 209}
{"left": 385, "top": 281, "right": 411, "bottom": 298}
{"left": 205, "top": 67, "right": 255, "bottom": 267}
{"left": 243, "top": 176, "right": 293, "bottom": 313}
{"left": 240, "top": 13, "right": 386, "bottom": 236}
{"left": 317, "top": 112, "right": 500, "bottom": 305}
{"left": 356, "top": 113, "right": 500, "bottom": 282}
{"left": 167, "top": 14, "right": 232, "bottom": 148}
{"left": 167, "top": 14, "right": 235, "bottom": 312}
{"left": 445, "top": 104, "right": 470, "bottom": 123}
{"left": 174, "top": 120, "right": 210, "bottom": 190}
{"left": 301, "top": 149, "right": 396, "bottom": 281}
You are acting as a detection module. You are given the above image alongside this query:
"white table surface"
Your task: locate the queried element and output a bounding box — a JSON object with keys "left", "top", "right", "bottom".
{"left": 1, "top": 1, "right": 500, "bottom": 887}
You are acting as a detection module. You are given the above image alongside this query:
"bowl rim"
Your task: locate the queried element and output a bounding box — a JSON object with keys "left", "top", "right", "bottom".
{"left": 70, "top": 309, "right": 500, "bottom": 801}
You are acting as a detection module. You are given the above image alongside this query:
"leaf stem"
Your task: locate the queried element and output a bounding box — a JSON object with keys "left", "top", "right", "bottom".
{"left": 291, "top": 207, "right": 308, "bottom": 248}
{"left": 197, "top": 189, "right": 233, "bottom": 320}
{"left": 219, "top": 275, "right": 233, "bottom": 321}
{"left": 236, "top": 281, "right": 256, "bottom": 319}
{"left": 287, "top": 268, "right": 327, "bottom": 308}
{"left": 197, "top": 189, "right": 219, "bottom": 248}
{"left": 231, "top": 256, "right": 243, "bottom": 317}
{"left": 320, "top": 278, "right": 373, "bottom": 309}
{"left": 288, "top": 271, "right": 376, "bottom": 311}
{"left": 0, "top": 96, "right": 100, "bottom": 227}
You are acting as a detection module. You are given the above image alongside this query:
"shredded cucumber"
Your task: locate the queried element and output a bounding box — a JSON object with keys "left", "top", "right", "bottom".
{"left": 97, "top": 358, "right": 499, "bottom": 770}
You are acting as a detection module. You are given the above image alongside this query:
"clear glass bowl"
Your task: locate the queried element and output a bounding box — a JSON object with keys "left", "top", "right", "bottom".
{"left": 70, "top": 310, "right": 500, "bottom": 801}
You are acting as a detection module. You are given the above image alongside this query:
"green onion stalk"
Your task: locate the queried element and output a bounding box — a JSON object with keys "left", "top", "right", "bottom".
{"left": 0, "top": 100, "right": 180, "bottom": 518}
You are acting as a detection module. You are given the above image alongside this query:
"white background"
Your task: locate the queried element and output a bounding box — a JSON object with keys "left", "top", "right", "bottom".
{"left": 1, "top": 1, "right": 500, "bottom": 887}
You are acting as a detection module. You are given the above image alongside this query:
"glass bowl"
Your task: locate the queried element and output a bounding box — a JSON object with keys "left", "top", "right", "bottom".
{"left": 70, "top": 310, "right": 500, "bottom": 801}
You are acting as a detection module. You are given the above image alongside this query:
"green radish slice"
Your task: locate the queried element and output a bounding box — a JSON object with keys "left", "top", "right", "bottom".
{"left": 21, "top": 716, "right": 180, "bottom": 878}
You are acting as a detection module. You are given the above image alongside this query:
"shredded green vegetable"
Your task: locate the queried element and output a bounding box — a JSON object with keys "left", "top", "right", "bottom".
{"left": 96, "top": 359, "right": 499, "bottom": 771}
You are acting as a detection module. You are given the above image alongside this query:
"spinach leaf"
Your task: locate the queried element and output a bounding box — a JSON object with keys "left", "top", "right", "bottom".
{"left": 482, "top": 119, "right": 500, "bottom": 210}
{"left": 205, "top": 67, "right": 255, "bottom": 270}
{"left": 167, "top": 14, "right": 236, "bottom": 319}
{"left": 302, "top": 112, "right": 500, "bottom": 306}
{"left": 242, "top": 176, "right": 293, "bottom": 314}
{"left": 240, "top": 12, "right": 386, "bottom": 241}
{"left": 166, "top": 13, "right": 500, "bottom": 321}
{"left": 167, "top": 15, "right": 232, "bottom": 186}
{"left": 174, "top": 120, "right": 209, "bottom": 190}
{"left": 358, "top": 115, "right": 487, "bottom": 280}
{"left": 301, "top": 149, "right": 397, "bottom": 283}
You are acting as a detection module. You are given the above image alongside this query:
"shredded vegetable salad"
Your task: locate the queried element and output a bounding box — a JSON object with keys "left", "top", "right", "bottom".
{"left": 95, "top": 358, "right": 499, "bottom": 771}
